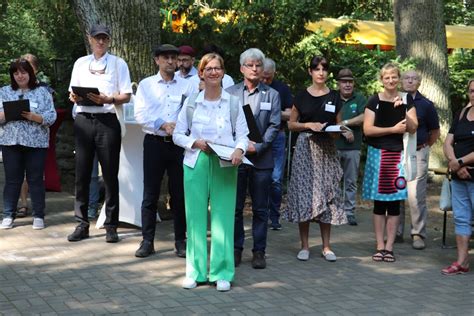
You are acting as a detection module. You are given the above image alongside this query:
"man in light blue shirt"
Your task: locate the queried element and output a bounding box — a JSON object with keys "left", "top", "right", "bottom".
{"left": 134, "top": 44, "right": 195, "bottom": 258}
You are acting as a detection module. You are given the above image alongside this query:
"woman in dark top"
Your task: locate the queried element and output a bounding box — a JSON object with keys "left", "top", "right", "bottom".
{"left": 441, "top": 79, "right": 474, "bottom": 275}
{"left": 284, "top": 56, "right": 347, "bottom": 263}
{"left": 362, "top": 63, "right": 418, "bottom": 263}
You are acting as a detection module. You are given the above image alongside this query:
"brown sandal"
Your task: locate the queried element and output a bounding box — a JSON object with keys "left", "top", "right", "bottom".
{"left": 383, "top": 250, "right": 396, "bottom": 263}
{"left": 17, "top": 206, "right": 28, "bottom": 218}
{"left": 372, "top": 249, "right": 385, "bottom": 262}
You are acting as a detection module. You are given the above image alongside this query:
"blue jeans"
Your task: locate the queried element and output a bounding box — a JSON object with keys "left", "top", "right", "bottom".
{"left": 2, "top": 145, "right": 47, "bottom": 219}
{"left": 451, "top": 179, "right": 474, "bottom": 236}
{"left": 269, "top": 130, "right": 286, "bottom": 224}
{"left": 234, "top": 165, "right": 272, "bottom": 252}
{"left": 88, "top": 154, "right": 100, "bottom": 212}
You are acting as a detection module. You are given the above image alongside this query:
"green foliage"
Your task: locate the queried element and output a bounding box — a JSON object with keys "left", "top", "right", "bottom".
{"left": 448, "top": 50, "right": 474, "bottom": 113}
{"left": 0, "top": 0, "right": 84, "bottom": 108}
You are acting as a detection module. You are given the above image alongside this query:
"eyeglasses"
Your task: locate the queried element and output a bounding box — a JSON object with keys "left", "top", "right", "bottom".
{"left": 243, "top": 63, "right": 263, "bottom": 69}
{"left": 89, "top": 58, "right": 107, "bottom": 75}
{"left": 203, "top": 67, "right": 223, "bottom": 73}
{"left": 403, "top": 76, "right": 419, "bottom": 81}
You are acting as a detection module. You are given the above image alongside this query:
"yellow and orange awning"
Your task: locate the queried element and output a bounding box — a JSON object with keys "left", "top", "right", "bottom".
{"left": 306, "top": 18, "right": 474, "bottom": 49}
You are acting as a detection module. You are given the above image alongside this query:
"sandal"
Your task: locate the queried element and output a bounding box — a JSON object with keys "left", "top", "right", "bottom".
{"left": 441, "top": 262, "right": 469, "bottom": 275}
{"left": 372, "top": 249, "right": 385, "bottom": 262}
{"left": 383, "top": 250, "right": 396, "bottom": 263}
{"left": 17, "top": 206, "right": 28, "bottom": 218}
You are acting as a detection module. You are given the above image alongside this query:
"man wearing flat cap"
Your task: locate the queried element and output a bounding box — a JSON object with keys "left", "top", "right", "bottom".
{"left": 134, "top": 44, "right": 196, "bottom": 258}
{"left": 68, "top": 24, "right": 132, "bottom": 243}
{"left": 335, "top": 68, "right": 366, "bottom": 226}
{"left": 175, "top": 45, "right": 197, "bottom": 79}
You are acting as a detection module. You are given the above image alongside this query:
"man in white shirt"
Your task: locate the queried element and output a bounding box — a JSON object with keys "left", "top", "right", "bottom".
{"left": 134, "top": 44, "right": 195, "bottom": 258}
{"left": 175, "top": 45, "right": 198, "bottom": 79}
{"left": 67, "top": 24, "right": 132, "bottom": 243}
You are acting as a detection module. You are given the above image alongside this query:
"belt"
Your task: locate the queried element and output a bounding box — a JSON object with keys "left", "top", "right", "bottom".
{"left": 416, "top": 143, "right": 428, "bottom": 150}
{"left": 150, "top": 134, "right": 173, "bottom": 143}
{"left": 78, "top": 112, "right": 115, "bottom": 119}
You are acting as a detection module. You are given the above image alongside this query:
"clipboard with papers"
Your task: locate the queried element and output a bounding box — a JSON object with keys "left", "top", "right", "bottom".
{"left": 3, "top": 99, "right": 30, "bottom": 122}
{"left": 208, "top": 143, "right": 253, "bottom": 166}
{"left": 71, "top": 86, "right": 102, "bottom": 106}
{"left": 306, "top": 124, "right": 352, "bottom": 133}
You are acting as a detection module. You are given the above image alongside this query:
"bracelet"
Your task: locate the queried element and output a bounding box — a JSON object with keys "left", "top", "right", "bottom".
{"left": 343, "top": 120, "right": 349, "bottom": 125}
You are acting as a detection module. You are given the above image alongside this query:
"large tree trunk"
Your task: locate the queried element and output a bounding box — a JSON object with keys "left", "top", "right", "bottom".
{"left": 394, "top": 0, "right": 450, "bottom": 169}
{"left": 71, "top": 0, "right": 161, "bottom": 83}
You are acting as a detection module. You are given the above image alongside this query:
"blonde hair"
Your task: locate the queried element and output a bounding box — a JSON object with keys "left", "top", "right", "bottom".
{"left": 380, "top": 62, "right": 401, "bottom": 80}
{"left": 198, "top": 53, "right": 225, "bottom": 75}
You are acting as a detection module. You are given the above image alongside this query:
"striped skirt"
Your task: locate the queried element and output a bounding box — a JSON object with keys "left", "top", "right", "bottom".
{"left": 362, "top": 145, "right": 407, "bottom": 201}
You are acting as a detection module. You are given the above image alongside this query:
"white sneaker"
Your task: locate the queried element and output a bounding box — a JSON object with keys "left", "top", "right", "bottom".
{"left": 182, "top": 277, "right": 197, "bottom": 289}
{"left": 321, "top": 249, "right": 337, "bottom": 262}
{"left": 32, "top": 218, "right": 45, "bottom": 230}
{"left": 216, "top": 280, "right": 231, "bottom": 292}
{"left": 297, "top": 249, "right": 310, "bottom": 261}
{"left": 0, "top": 217, "right": 13, "bottom": 229}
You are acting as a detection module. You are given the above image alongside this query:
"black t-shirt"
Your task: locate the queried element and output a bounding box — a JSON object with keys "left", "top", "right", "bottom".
{"left": 365, "top": 94, "right": 414, "bottom": 151}
{"left": 294, "top": 89, "right": 342, "bottom": 125}
{"left": 449, "top": 106, "right": 474, "bottom": 181}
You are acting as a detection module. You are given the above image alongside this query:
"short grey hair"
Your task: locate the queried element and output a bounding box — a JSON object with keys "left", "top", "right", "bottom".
{"left": 402, "top": 69, "right": 422, "bottom": 81}
{"left": 263, "top": 58, "right": 276, "bottom": 72}
{"left": 239, "top": 48, "right": 265, "bottom": 66}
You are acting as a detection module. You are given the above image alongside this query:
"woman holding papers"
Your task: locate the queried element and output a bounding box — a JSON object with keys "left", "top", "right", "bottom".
{"left": 362, "top": 63, "right": 417, "bottom": 263}
{"left": 284, "top": 56, "right": 346, "bottom": 263}
{"left": 0, "top": 58, "right": 56, "bottom": 230}
{"left": 173, "top": 53, "right": 248, "bottom": 292}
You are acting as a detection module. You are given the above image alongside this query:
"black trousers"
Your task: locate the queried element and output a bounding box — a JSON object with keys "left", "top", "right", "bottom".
{"left": 74, "top": 113, "right": 121, "bottom": 228}
{"left": 141, "top": 134, "right": 186, "bottom": 243}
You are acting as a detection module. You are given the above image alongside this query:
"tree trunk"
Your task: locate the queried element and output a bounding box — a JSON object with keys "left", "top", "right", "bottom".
{"left": 394, "top": 0, "right": 450, "bottom": 168}
{"left": 71, "top": 0, "right": 161, "bottom": 83}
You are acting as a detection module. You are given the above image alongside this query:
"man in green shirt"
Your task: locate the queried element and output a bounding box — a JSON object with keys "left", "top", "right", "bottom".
{"left": 335, "top": 69, "right": 366, "bottom": 225}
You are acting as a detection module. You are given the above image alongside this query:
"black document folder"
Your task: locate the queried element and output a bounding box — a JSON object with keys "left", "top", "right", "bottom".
{"left": 375, "top": 101, "right": 406, "bottom": 127}
{"left": 3, "top": 99, "right": 30, "bottom": 122}
{"left": 242, "top": 104, "right": 263, "bottom": 143}
{"left": 71, "top": 86, "right": 102, "bottom": 106}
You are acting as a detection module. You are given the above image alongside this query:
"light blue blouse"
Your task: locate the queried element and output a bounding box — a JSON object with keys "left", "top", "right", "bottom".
{"left": 0, "top": 85, "right": 57, "bottom": 148}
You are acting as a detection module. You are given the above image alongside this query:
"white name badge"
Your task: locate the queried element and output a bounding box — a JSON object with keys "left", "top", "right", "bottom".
{"left": 30, "top": 101, "right": 39, "bottom": 109}
{"left": 260, "top": 102, "right": 271, "bottom": 111}
{"left": 325, "top": 103, "right": 335, "bottom": 113}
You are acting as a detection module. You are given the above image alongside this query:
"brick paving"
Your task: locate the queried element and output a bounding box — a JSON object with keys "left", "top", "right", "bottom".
{"left": 0, "top": 166, "right": 473, "bottom": 315}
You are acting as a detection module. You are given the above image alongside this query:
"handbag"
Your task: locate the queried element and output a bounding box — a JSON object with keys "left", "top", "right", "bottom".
{"left": 439, "top": 177, "right": 452, "bottom": 211}
{"left": 400, "top": 92, "right": 417, "bottom": 182}
{"left": 403, "top": 131, "right": 417, "bottom": 181}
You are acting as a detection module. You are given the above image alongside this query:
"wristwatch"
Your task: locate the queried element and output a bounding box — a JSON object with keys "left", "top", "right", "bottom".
{"left": 457, "top": 158, "right": 464, "bottom": 166}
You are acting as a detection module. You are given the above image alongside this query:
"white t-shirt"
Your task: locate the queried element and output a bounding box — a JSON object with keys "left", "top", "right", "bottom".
{"left": 69, "top": 52, "right": 132, "bottom": 113}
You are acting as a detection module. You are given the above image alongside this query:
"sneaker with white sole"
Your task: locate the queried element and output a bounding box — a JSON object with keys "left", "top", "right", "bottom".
{"left": 32, "top": 218, "right": 45, "bottom": 230}
{"left": 321, "top": 249, "right": 337, "bottom": 262}
{"left": 216, "top": 280, "right": 231, "bottom": 292}
{"left": 297, "top": 249, "right": 310, "bottom": 261}
{"left": 182, "top": 277, "right": 197, "bottom": 289}
{"left": 0, "top": 217, "right": 14, "bottom": 229}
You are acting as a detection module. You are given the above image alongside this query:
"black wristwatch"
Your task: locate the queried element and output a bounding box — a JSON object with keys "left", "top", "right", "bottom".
{"left": 457, "top": 158, "right": 464, "bottom": 166}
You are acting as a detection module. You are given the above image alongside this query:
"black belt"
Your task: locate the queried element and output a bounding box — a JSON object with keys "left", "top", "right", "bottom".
{"left": 78, "top": 112, "right": 115, "bottom": 119}
{"left": 417, "top": 143, "right": 428, "bottom": 150}
{"left": 150, "top": 134, "right": 173, "bottom": 143}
